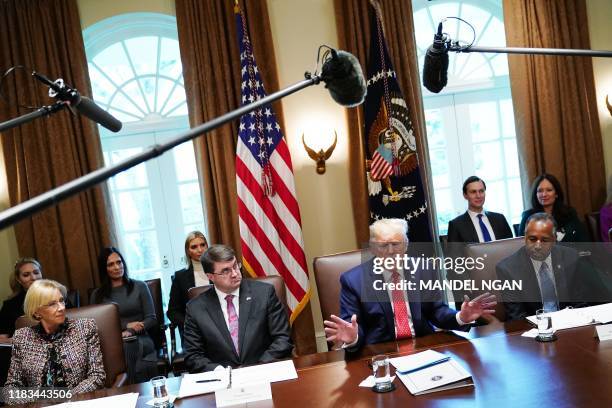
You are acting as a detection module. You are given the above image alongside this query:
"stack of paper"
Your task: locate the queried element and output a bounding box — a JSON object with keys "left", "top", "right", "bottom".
{"left": 179, "top": 367, "right": 231, "bottom": 398}
{"left": 390, "top": 350, "right": 473, "bottom": 395}
{"left": 526, "top": 307, "right": 596, "bottom": 331}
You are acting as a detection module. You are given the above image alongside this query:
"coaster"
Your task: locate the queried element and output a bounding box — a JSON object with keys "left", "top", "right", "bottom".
{"left": 536, "top": 333, "right": 557, "bottom": 342}
{"left": 372, "top": 383, "right": 396, "bottom": 393}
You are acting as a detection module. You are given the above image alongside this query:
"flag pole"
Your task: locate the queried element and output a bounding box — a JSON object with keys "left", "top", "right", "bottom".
{"left": 0, "top": 74, "right": 321, "bottom": 230}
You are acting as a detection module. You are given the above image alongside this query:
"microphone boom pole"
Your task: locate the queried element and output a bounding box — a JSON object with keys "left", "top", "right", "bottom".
{"left": 0, "top": 74, "right": 321, "bottom": 230}
{"left": 450, "top": 45, "right": 612, "bottom": 58}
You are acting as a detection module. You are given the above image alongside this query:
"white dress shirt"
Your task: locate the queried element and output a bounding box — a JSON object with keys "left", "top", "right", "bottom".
{"left": 468, "top": 209, "right": 497, "bottom": 242}
{"left": 213, "top": 286, "right": 240, "bottom": 331}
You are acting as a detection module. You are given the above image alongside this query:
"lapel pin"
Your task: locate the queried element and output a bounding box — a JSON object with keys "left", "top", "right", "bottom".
{"left": 246, "top": 296, "right": 252, "bottom": 301}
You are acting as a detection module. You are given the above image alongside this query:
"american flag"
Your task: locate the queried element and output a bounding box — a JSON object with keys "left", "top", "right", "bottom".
{"left": 234, "top": 6, "right": 310, "bottom": 322}
{"left": 370, "top": 144, "right": 394, "bottom": 181}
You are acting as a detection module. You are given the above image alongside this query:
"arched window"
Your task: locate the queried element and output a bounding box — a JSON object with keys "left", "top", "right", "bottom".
{"left": 413, "top": 0, "right": 523, "bottom": 235}
{"left": 84, "top": 13, "right": 206, "bottom": 302}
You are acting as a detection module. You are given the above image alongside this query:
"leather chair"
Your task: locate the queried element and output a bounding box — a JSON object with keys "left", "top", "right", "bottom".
{"left": 144, "top": 278, "right": 170, "bottom": 376}
{"left": 66, "top": 289, "right": 80, "bottom": 308}
{"left": 586, "top": 212, "right": 601, "bottom": 242}
{"left": 313, "top": 250, "right": 367, "bottom": 322}
{"left": 463, "top": 237, "right": 525, "bottom": 322}
{"left": 513, "top": 224, "right": 520, "bottom": 237}
{"left": 16, "top": 303, "right": 127, "bottom": 388}
{"left": 187, "top": 284, "right": 213, "bottom": 300}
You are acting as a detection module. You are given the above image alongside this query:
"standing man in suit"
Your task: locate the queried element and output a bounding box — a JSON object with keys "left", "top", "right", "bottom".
{"left": 183, "top": 245, "right": 292, "bottom": 372}
{"left": 323, "top": 218, "right": 496, "bottom": 352}
{"left": 496, "top": 212, "right": 602, "bottom": 320}
{"left": 447, "top": 176, "right": 514, "bottom": 244}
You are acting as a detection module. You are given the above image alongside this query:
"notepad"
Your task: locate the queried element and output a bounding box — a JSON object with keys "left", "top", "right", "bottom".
{"left": 396, "top": 359, "right": 473, "bottom": 395}
{"left": 389, "top": 350, "right": 450, "bottom": 374}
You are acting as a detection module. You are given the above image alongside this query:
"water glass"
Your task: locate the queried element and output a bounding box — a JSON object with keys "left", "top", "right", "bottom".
{"left": 371, "top": 355, "right": 393, "bottom": 392}
{"left": 536, "top": 309, "right": 555, "bottom": 341}
{"left": 151, "top": 376, "right": 169, "bottom": 407}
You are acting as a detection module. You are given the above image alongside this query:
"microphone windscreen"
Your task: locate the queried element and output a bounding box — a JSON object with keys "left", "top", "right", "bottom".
{"left": 321, "top": 50, "right": 367, "bottom": 107}
{"left": 422, "top": 45, "right": 449, "bottom": 94}
{"left": 75, "top": 96, "right": 123, "bottom": 132}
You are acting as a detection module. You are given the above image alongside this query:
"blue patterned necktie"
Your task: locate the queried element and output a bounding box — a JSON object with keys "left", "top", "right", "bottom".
{"left": 477, "top": 214, "right": 492, "bottom": 242}
{"left": 538, "top": 262, "right": 558, "bottom": 311}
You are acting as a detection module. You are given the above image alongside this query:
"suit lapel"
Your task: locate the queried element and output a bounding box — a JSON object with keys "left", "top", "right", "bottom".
{"left": 186, "top": 265, "right": 195, "bottom": 289}
{"left": 366, "top": 265, "right": 395, "bottom": 333}
{"left": 550, "top": 247, "right": 568, "bottom": 300}
{"left": 238, "top": 281, "right": 253, "bottom": 358}
{"left": 461, "top": 212, "right": 480, "bottom": 242}
{"left": 203, "top": 290, "right": 238, "bottom": 358}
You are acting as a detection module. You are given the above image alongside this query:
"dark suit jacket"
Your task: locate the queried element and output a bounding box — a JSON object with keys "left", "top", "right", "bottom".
{"left": 518, "top": 208, "right": 589, "bottom": 242}
{"left": 340, "top": 260, "right": 465, "bottom": 352}
{"left": 447, "top": 211, "right": 513, "bottom": 243}
{"left": 496, "top": 245, "right": 592, "bottom": 321}
{"left": 183, "top": 279, "right": 292, "bottom": 372}
{"left": 167, "top": 266, "right": 196, "bottom": 329}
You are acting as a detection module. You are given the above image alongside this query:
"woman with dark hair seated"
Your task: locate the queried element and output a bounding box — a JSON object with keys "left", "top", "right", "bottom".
{"left": 4, "top": 280, "right": 105, "bottom": 404}
{"left": 518, "top": 173, "right": 589, "bottom": 242}
{"left": 90, "top": 247, "right": 158, "bottom": 383}
{"left": 0, "top": 258, "right": 43, "bottom": 340}
{"left": 167, "top": 231, "right": 209, "bottom": 338}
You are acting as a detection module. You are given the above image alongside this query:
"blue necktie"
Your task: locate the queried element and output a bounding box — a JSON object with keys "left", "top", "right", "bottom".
{"left": 538, "top": 262, "right": 558, "bottom": 312}
{"left": 477, "top": 214, "right": 492, "bottom": 242}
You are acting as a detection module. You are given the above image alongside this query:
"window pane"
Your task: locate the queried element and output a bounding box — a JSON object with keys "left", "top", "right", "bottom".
{"left": 124, "top": 37, "right": 158, "bottom": 77}
{"left": 109, "top": 148, "right": 148, "bottom": 189}
{"left": 179, "top": 183, "right": 204, "bottom": 224}
{"left": 504, "top": 140, "right": 520, "bottom": 177}
{"left": 88, "top": 64, "right": 115, "bottom": 105}
{"left": 469, "top": 102, "right": 499, "bottom": 142}
{"left": 117, "top": 190, "right": 155, "bottom": 230}
{"left": 123, "top": 231, "right": 161, "bottom": 272}
{"left": 92, "top": 42, "right": 132, "bottom": 86}
{"left": 484, "top": 180, "right": 507, "bottom": 215}
{"left": 159, "top": 38, "right": 183, "bottom": 79}
{"left": 433, "top": 189, "right": 454, "bottom": 235}
{"left": 425, "top": 109, "right": 446, "bottom": 148}
{"left": 430, "top": 149, "right": 450, "bottom": 189}
{"left": 500, "top": 99, "right": 516, "bottom": 139}
{"left": 473, "top": 142, "right": 503, "bottom": 179}
{"left": 507, "top": 177, "right": 524, "bottom": 225}
{"left": 174, "top": 142, "right": 198, "bottom": 182}
{"left": 184, "top": 223, "right": 206, "bottom": 236}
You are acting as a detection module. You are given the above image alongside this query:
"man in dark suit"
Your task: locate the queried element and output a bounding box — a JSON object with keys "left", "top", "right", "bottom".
{"left": 447, "top": 176, "right": 514, "bottom": 244}
{"left": 496, "top": 212, "right": 601, "bottom": 320}
{"left": 183, "top": 245, "right": 292, "bottom": 372}
{"left": 323, "top": 219, "right": 496, "bottom": 352}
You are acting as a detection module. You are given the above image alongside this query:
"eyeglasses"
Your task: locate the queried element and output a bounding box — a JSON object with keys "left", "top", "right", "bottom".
{"left": 42, "top": 298, "right": 66, "bottom": 310}
{"left": 212, "top": 262, "right": 242, "bottom": 276}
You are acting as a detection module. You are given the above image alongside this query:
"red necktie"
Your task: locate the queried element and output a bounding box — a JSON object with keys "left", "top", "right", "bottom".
{"left": 225, "top": 294, "right": 239, "bottom": 353}
{"left": 391, "top": 271, "right": 413, "bottom": 339}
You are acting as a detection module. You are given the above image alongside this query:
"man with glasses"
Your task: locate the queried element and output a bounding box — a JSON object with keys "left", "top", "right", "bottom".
{"left": 183, "top": 245, "right": 292, "bottom": 372}
{"left": 324, "top": 218, "right": 496, "bottom": 352}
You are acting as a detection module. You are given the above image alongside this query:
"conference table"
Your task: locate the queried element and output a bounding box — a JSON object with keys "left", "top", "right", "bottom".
{"left": 16, "top": 319, "right": 612, "bottom": 407}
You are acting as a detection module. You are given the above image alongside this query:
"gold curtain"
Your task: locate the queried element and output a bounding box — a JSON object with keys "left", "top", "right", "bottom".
{"left": 503, "top": 0, "right": 606, "bottom": 215}
{"left": 0, "top": 0, "right": 115, "bottom": 300}
{"left": 175, "top": 0, "right": 315, "bottom": 354}
{"left": 333, "top": 0, "right": 435, "bottom": 244}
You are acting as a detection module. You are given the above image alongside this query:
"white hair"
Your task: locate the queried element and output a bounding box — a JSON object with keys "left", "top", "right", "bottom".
{"left": 369, "top": 218, "right": 408, "bottom": 240}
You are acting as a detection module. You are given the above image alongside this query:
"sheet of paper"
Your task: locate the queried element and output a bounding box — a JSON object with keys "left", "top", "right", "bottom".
{"left": 231, "top": 359, "right": 297, "bottom": 386}
{"left": 358, "top": 375, "right": 396, "bottom": 387}
{"left": 47, "top": 392, "right": 139, "bottom": 408}
{"left": 178, "top": 368, "right": 230, "bottom": 398}
{"left": 145, "top": 395, "right": 178, "bottom": 406}
{"left": 526, "top": 307, "right": 595, "bottom": 331}
{"left": 521, "top": 328, "right": 539, "bottom": 338}
{"left": 215, "top": 382, "right": 272, "bottom": 407}
{"left": 389, "top": 349, "right": 448, "bottom": 373}
{"left": 397, "top": 360, "right": 471, "bottom": 395}
{"left": 596, "top": 323, "right": 612, "bottom": 341}
{"left": 583, "top": 303, "right": 612, "bottom": 324}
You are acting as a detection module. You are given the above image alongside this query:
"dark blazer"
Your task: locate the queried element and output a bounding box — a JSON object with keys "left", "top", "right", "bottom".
{"left": 4, "top": 318, "right": 105, "bottom": 404}
{"left": 339, "top": 260, "right": 465, "bottom": 352}
{"left": 167, "top": 265, "right": 196, "bottom": 329}
{"left": 496, "top": 245, "right": 594, "bottom": 321}
{"left": 183, "top": 279, "right": 292, "bottom": 372}
{"left": 447, "top": 211, "right": 513, "bottom": 243}
{"left": 518, "top": 208, "right": 589, "bottom": 242}
{"left": 0, "top": 291, "right": 26, "bottom": 337}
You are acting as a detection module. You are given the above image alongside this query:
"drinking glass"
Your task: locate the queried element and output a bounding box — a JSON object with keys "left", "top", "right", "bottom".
{"left": 151, "top": 376, "right": 169, "bottom": 407}
{"left": 371, "top": 355, "right": 394, "bottom": 392}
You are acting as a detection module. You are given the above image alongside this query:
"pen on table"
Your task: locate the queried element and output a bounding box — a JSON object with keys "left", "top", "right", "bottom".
{"left": 398, "top": 356, "right": 451, "bottom": 374}
{"left": 196, "top": 379, "right": 221, "bottom": 383}
{"left": 228, "top": 366, "right": 233, "bottom": 389}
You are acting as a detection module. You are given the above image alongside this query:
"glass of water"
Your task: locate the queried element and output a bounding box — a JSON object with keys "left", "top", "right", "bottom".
{"left": 536, "top": 309, "right": 556, "bottom": 342}
{"left": 371, "top": 355, "right": 394, "bottom": 392}
{"left": 151, "top": 376, "right": 169, "bottom": 407}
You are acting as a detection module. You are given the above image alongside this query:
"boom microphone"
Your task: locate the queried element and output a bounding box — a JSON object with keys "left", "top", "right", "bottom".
{"left": 320, "top": 49, "right": 367, "bottom": 107}
{"left": 32, "top": 72, "right": 122, "bottom": 132}
{"left": 422, "top": 22, "right": 449, "bottom": 93}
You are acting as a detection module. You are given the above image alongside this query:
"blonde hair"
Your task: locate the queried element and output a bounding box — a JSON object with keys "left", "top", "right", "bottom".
{"left": 9, "top": 257, "right": 42, "bottom": 294}
{"left": 369, "top": 218, "right": 409, "bottom": 241}
{"left": 184, "top": 231, "right": 208, "bottom": 267}
{"left": 23, "top": 279, "right": 67, "bottom": 322}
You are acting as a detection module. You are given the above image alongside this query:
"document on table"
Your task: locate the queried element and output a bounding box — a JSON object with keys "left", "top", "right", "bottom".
{"left": 48, "top": 393, "right": 139, "bottom": 408}
{"left": 178, "top": 367, "right": 231, "bottom": 398}
{"left": 215, "top": 382, "right": 272, "bottom": 407}
{"left": 526, "top": 307, "right": 596, "bottom": 331}
{"left": 231, "top": 359, "right": 298, "bottom": 386}
{"left": 389, "top": 350, "right": 450, "bottom": 374}
{"left": 396, "top": 360, "right": 473, "bottom": 395}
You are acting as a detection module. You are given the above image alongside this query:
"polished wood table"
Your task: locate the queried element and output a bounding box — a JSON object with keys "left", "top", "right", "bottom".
{"left": 19, "top": 320, "right": 612, "bottom": 407}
